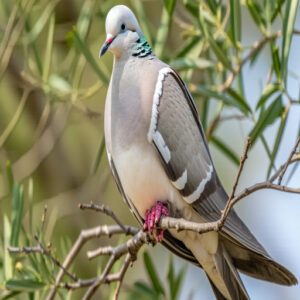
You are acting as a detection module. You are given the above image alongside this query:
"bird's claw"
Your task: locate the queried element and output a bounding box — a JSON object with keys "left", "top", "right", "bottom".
{"left": 143, "top": 201, "right": 169, "bottom": 242}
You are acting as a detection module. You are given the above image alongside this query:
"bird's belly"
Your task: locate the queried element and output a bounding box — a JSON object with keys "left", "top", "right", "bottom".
{"left": 114, "top": 144, "right": 177, "bottom": 218}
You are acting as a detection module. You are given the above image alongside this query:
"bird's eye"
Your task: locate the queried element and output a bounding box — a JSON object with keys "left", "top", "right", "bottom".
{"left": 121, "top": 23, "right": 126, "bottom": 31}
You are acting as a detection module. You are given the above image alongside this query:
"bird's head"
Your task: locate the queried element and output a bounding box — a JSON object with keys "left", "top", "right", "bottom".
{"left": 100, "top": 5, "right": 144, "bottom": 58}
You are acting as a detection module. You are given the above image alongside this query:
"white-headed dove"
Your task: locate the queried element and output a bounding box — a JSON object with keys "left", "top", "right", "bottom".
{"left": 100, "top": 5, "right": 297, "bottom": 299}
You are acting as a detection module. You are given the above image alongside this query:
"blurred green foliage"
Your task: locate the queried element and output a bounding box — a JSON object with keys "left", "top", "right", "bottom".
{"left": 0, "top": 0, "right": 300, "bottom": 299}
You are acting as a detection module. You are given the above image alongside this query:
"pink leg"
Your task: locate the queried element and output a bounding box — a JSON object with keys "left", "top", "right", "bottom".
{"left": 143, "top": 201, "right": 169, "bottom": 242}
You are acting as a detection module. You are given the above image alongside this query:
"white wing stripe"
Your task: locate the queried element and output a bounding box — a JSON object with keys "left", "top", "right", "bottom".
{"left": 172, "top": 169, "right": 187, "bottom": 190}
{"left": 183, "top": 165, "right": 214, "bottom": 204}
{"left": 147, "top": 67, "right": 173, "bottom": 142}
{"left": 153, "top": 131, "right": 171, "bottom": 163}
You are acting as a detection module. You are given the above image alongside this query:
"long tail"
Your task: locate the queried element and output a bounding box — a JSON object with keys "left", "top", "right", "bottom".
{"left": 187, "top": 235, "right": 249, "bottom": 300}
{"left": 210, "top": 242, "right": 249, "bottom": 299}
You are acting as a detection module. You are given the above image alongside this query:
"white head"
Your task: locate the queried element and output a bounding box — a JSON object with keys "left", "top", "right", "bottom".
{"left": 100, "top": 5, "right": 143, "bottom": 58}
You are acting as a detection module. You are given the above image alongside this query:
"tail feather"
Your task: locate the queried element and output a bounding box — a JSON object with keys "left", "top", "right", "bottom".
{"left": 211, "top": 242, "right": 249, "bottom": 300}
{"left": 208, "top": 277, "right": 227, "bottom": 300}
{"left": 222, "top": 237, "right": 298, "bottom": 286}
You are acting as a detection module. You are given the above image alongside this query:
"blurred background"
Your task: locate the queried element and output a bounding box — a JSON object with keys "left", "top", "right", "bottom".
{"left": 0, "top": 0, "right": 300, "bottom": 299}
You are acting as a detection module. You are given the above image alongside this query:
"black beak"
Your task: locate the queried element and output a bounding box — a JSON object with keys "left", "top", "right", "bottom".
{"left": 99, "top": 36, "right": 114, "bottom": 57}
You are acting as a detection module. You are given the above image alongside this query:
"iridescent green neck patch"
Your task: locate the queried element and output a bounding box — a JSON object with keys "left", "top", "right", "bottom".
{"left": 132, "top": 36, "right": 152, "bottom": 58}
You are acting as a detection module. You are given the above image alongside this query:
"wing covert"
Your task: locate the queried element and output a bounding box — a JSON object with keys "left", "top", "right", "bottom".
{"left": 147, "top": 68, "right": 269, "bottom": 258}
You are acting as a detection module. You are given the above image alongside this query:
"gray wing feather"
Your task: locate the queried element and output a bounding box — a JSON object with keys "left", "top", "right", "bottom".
{"left": 149, "top": 69, "right": 270, "bottom": 258}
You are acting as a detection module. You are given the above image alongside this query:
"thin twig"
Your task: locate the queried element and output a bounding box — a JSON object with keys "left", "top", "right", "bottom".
{"left": 9, "top": 136, "right": 300, "bottom": 300}
{"left": 277, "top": 137, "right": 300, "bottom": 185}
{"left": 46, "top": 224, "right": 138, "bottom": 300}
{"left": 113, "top": 253, "right": 131, "bottom": 300}
{"left": 229, "top": 138, "right": 251, "bottom": 199}
{"left": 79, "top": 203, "right": 128, "bottom": 233}
{"left": 219, "top": 31, "right": 282, "bottom": 92}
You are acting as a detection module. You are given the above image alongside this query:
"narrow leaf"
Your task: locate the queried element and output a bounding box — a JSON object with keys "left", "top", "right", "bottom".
{"left": 5, "top": 279, "right": 45, "bottom": 292}
{"left": 131, "top": 0, "right": 153, "bottom": 45}
{"left": 170, "top": 58, "right": 214, "bottom": 70}
{"left": 227, "top": 88, "right": 252, "bottom": 114}
{"left": 281, "top": 0, "right": 299, "bottom": 83}
{"left": 91, "top": 136, "right": 106, "bottom": 174}
{"left": 270, "top": 42, "right": 281, "bottom": 81}
{"left": 229, "top": 0, "right": 241, "bottom": 47}
{"left": 250, "top": 96, "right": 284, "bottom": 143}
{"left": 70, "top": 28, "right": 109, "bottom": 84}
{"left": 10, "top": 184, "right": 24, "bottom": 247}
{"left": 267, "top": 106, "right": 289, "bottom": 178}
{"left": 256, "top": 83, "right": 281, "bottom": 109}
{"left": 154, "top": 0, "right": 176, "bottom": 57}
{"left": 246, "top": 0, "right": 266, "bottom": 32}
{"left": 271, "top": 0, "right": 285, "bottom": 22}
{"left": 183, "top": 0, "right": 199, "bottom": 18}
{"left": 143, "top": 252, "right": 165, "bottom": 296}
{"left": 4, "top": 215, "right": 13, "bottom": 279}
{"left": 193, "top": 86, "right": 250, "bottom": 115}
{"left": 5, "top": 160, "right": 14, "bottom": 191}
{"left": 210, "top": 136, "right": 240, "bottom": 166}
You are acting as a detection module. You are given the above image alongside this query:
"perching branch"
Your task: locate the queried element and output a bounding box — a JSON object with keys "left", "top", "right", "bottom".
{"left": 8, "top": 137, "right": 300, "bottom": 299}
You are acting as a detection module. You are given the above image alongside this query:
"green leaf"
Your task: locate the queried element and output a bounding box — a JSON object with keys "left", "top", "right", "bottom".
{"left": 5, "top": 160, "right": 14, "bottom": 192}
{"left": 206, "top": 0, "right": 218, "bottom": 14}
{"left": 271, "top": 0, "right": 285, "bottom": 22}
{"left": 42, "top": 14, "right": 55, "bottom": 82}
{"left": 183, "top": 0, "right": 199, "bottom": 18}
{"left": 143, "top": 252, "right": 165, "bottom": 296}
{"left": 270, "top": 42, "right": 281, "bottom": 81}
{"left": 128, "top": 281, "right": 157, "bottom": 299}
{"left": 5, "top": 279, "right": 45, "bottom": 292}
{"left": 194, "top": 86, "right": 251, "bottom": 115}
{"left": 246, "top": 0, "right": 266, "bottom": 32}
{"left": 210, "top": 136, "right": 240, "bottom": 166}
{"left": 167, "top": 256, "right": 175, "bottom": 298}
{"left": 24, "top": 0, "right": 60, "bottom": 44}
{"left": 281, "top": 0, "right": 299, "bottom": 83}
{"left": 250, "top": 96, "right": 284, "bottom": 143}
{"left": 154, "top": 0, "right": 176, "bottom": 57}
{"left": 48, "top": 74, "right": 72, "bottom": 95}
{"left": 175, "top": 36, "right": 201, "bottom": 58}
{"left": 198, "top": 6, "right": 232, "bottom": 70}
{"left": 0, "top": 291, "right": 21, "bottom": 300}
{"left": 229, "top": 0, "right": 241, "bottom": 47}
{"left": 70, "top": 28, "right": 109, "bottom": 84}
{"left": 10, "top": 184, "right": 24, "bottom": 247}
{"left": 91, "top": 136, "right": 105, "bottom": 174}
{"left": 256, "top": 83, "right": 281, "bottom": 109}
{"left": 170, "top": 58, "right": 214, "bottom": 70}
{"left": 131, "top": 0, "right": 153, "bottom": 45}
{"left": 164, "top": 0, "right": 177, "bottom": 15}
{"left": 207, "top": 36, "right": 232, "bottom": 70}
{"left": 76, "top": 0, "right": 97, "bottom": 39}
{"left": 167, "top": 256, "right": 185, "bottom": 300}
{"left": 4, "top": 215, "right": 13, "bottom": 279}
{"left": 227, "top": 88, "right": 252, "bottom": 114}
{"left": 267, "top": 105, "right": 289, "bottom": 178}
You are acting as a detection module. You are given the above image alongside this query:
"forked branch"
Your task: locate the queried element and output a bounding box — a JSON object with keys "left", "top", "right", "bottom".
{"left": 8, "top": 137, "right": 300, "bottom": 299}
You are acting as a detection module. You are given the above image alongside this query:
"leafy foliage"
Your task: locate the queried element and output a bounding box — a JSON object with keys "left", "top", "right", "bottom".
{"left": 0, "top": 0, "right": 300, "bottom": 299}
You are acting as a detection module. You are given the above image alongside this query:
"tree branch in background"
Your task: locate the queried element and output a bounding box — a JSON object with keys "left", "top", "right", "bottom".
{"left": 8, "top": 137, "right": 300, "bottom": 299}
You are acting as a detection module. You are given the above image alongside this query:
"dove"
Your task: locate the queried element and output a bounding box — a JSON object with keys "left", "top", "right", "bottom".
{"left": 100, "top": 5, "right": 297, "bottom": 299}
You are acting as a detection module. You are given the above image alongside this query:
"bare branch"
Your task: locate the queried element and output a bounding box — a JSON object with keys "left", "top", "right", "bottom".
{"left": 79, "top": 203, "right": 128, "bottom": 233}
{"left": 219, "top": 31, "right": 282, "bottom": 92}
{"left": 46, "top": 224, "right": 139, "bottom": 300}
{"left": 277, "top": 137, "right": 300, "bottom": 185}
{"left": 9, "top": 136, "right": 300, "bottom": 300}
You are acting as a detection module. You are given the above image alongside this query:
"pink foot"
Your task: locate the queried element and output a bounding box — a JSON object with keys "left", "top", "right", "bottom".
{"left": 143, "top": 201, "right": 169, "bottom": 242}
